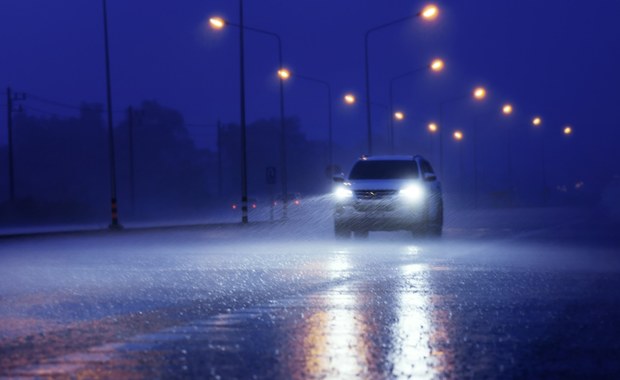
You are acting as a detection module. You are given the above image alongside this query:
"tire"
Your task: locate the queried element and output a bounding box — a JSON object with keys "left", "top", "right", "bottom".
{"left": 413, "top": 197, "right": 443, "bottom": 238}
{"left": 427, "top": 224, "right": 442, "bottom": 237}
{"left": 428, "top": 197, "right": 443, "bottom": 237}
{"left": 334, "top": 221, "right": 352, "bottom": 239}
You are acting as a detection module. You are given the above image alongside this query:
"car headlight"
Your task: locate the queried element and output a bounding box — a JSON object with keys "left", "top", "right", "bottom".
{"left": 334, "top": 186, "right": 353, "bottom": 200}
{"left": 399, "top": 184, "right": 424, "bottom": 201}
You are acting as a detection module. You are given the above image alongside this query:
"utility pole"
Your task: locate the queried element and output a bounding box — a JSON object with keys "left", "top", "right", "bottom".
{"left": 277, "top": 42, "right": 288, "bottom": 221}
{"left": 102, "top": 0, "right": 122, "bottom": 229}
{"left": 239, "top": 0, "right": 249, "bottom": 224}
{"left": 127, "top": 106, "right": 135, "bottom": 212}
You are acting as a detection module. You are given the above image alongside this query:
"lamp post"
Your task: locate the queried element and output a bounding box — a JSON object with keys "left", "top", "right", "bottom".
{"left": 426, "top": 121, "right": 439, "bottom": 158}
{"left": 344, "top": 94, "right": 392, "bottom": 152}
{"left": 471, "top": 102, "right": 513, "bottom": 208}
{"left": 472, "top": 114, "right": 480, "bottom": 208}
{"left": 501, "top": 103, "right": 516, "bottom": 205}
{"left": 364, "top": 4, "right": 439, "bottom": 155}
{"left": 388, "top": 58, "right": 444, "bottom": 153}
{"left": 209, "top": 14, "right": 289, "bottom": 220}
{"left": 531, "top": 116, "right": 548, "bottom": 205}
{"left": 283, "top": 72, "right": 334, "bottom": 175}
{"left": 101, "top": 0, "right": 122, "bottom": 229}
{"left": 438, "top": 86, "right": 487, "bottom": 179}
{"left": 453, "top": 130, "right": 464, "bottom": 203}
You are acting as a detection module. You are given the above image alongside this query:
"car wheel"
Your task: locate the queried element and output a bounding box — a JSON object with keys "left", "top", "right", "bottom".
{"left": 413, "top": 197, "right": 443, "bottom": 238}
{"left": 428, "top": 197, "right": 443, "bottom": 237}
{"left": 334, "top": 221, "right": 352, "bottom": 239}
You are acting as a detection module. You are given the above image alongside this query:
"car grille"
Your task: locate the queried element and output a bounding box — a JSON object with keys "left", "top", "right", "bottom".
{"left": 354, "top": 189, "right": 398, "bottom": 200}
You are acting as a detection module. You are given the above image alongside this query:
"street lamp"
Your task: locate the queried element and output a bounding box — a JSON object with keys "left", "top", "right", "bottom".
{"left": 364, "top": 4, "right": 439, "bottom": 155}
{"left": 472, "top": 103, "right": 520, "bottom": 208}
{"left": 563, "top": 125, "right": 573, "bottom": 135}
{"left": 209, "top": 17, "right": 225, "bottom": 29}
{"left": 427, "top": 121, "right": 439, "bottom": 157}
{"left": 453, "top": 129, "right": 465, "bottom": 202}
{"left": 421, "top": 4, "right": 440, "bottom": 20}
{"left": 500, "top": 106, "right": 550, "bottom": 205}
{"left": 344, "top": 93, "right": 356, "bottom": 104}
{"left": 277, "top": 68, "right": 291, "bottom": 80}
{"left": 473, "top": 87, "right": 487, "bottom": 100}
{"left": 532, "top": 117, "right": 547, "bottom": 204}
{"left": 209, "top": 14, "right": 290, "bottom": 221}
{"left": 430, "top": 58, "right": 444, "bottom": 72}
{"left": 394, "top": 111, "right": 405, "bottom": 121}
{"left": 389, "top": 57, "right": 445, "bottom": 153}
{"left": 438, "top": 86, "right": 487, "bottom": 179}
{"left": 500, "top": 102, "right": 516, "bottom": 205}
{"left": 345, "top": 97, "right": 392, "bottom": 151}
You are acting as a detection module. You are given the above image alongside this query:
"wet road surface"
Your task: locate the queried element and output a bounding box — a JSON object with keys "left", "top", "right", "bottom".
{"left": 1, "top": 208, "right": 619, "bottom": 378}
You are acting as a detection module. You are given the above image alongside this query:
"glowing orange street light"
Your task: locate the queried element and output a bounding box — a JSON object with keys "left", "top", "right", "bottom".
{"left": 430, "top": 58, "right": 444, "bottom": 72}
{"left": 428, "top": 122, "right": 438, "bottom": 133}
{"left": 453, "top": 130, "right": 464, "bottom": 141}
{"left": 209, "top": 17, "right": 225, "bottom": 30}
{"left": 532, "top": 116, "right": 542, "bottom": 126}
{"left": 421, "top": 4, "right": 439, "bottom": 20}
{"left": 564, "top": 126, "right": 573, "bottom": 135}
{"left": 473, "top": 87, "right": 486, "bottom": 100}
{"left": 502, "top": 103, "right": 513, "bottom": 115}
{"left": 277, "top": 68, "right": 290, "bottom": 80}
{"left": 394, "top": 111, "right": 405, "bottom": 120}
{"left": 344, "top": 93, "right": 356, "bottom": 104}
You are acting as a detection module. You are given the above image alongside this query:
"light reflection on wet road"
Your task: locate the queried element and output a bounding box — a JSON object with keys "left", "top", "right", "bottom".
{"left": 1, "top": 209, "right": 619, "bottom": 378}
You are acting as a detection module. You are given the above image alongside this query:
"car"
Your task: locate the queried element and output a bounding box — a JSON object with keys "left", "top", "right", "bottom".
{"left": 332, "top": 155, "right": 443, "bottom": 238}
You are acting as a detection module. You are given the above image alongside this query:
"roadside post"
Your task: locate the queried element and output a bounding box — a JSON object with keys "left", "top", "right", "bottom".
{"left": 266, "top": 166, "right": 277, "bottom": 221}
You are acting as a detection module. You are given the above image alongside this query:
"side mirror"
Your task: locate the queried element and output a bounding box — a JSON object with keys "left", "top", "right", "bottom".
{"left": 333, "top": 174, "right": 345, "bottom": 183}
{"left": 424, "top": 172, "right": 437, "bottom": 182}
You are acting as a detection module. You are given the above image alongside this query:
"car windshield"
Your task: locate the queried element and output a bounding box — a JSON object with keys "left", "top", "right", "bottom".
{"left": 349, "top": 160, "right": 419, "bottom": 180}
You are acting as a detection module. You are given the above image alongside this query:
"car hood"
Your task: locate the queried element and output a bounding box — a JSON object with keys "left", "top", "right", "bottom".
{"left": 347, "top": 179, "right": 422, "bottom": 191}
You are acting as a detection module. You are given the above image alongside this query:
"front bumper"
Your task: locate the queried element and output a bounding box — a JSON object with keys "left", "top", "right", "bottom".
{"left": 334, "top": 198, "right": 426, "bottom": 231}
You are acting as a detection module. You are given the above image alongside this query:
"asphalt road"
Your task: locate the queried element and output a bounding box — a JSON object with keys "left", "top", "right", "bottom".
{"left": 1, "top": 207, "right": 619, "bottom": 379}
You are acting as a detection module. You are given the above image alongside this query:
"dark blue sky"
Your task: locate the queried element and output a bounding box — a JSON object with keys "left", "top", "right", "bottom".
{"left": 1, "top": 0, "right": 619, "bottom": 180}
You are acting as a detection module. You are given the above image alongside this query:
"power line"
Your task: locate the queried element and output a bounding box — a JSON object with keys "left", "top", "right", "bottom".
{"left": 20, "top": 90, "right": 124, "bottom": 114}
{"left": 19, "top": 104, "right": 75, "bottom": 117}
{"left": 26, "top": 93, "right": 83, "bottom": 110}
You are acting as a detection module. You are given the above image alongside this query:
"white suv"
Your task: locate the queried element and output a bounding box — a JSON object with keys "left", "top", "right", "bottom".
{"left": 332, "top": 155, "right": 443, "bottom": 238}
